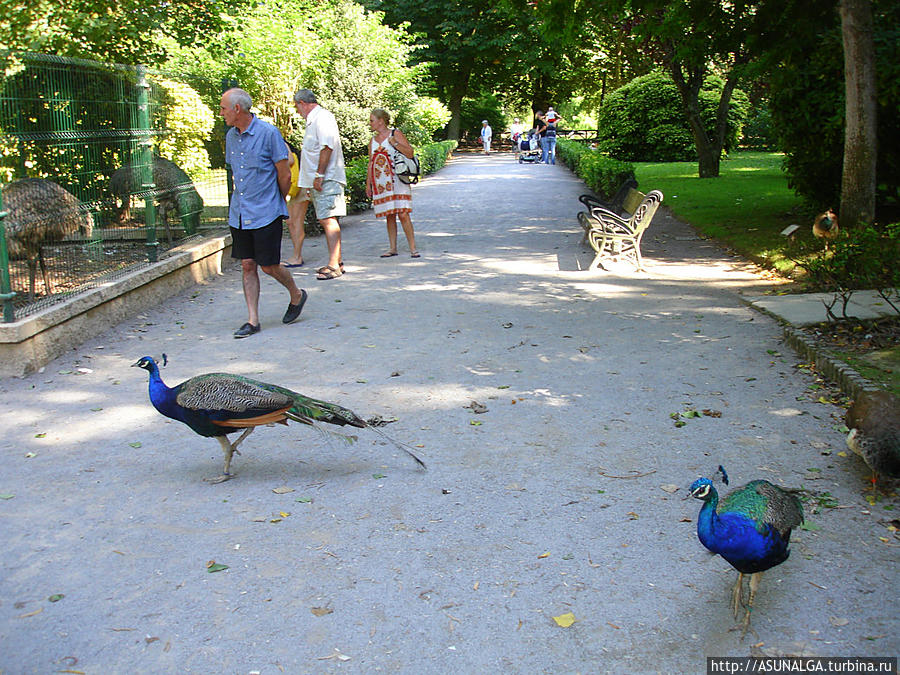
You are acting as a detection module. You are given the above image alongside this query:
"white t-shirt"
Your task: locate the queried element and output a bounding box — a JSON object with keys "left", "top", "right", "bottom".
{"left": 298, "top": 105, "right": 346, "bottom": 187}
{"left": 510, "top": 123, "right": 525, "bottom": 139}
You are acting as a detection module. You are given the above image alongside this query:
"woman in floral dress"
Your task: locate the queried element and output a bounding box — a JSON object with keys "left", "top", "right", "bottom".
{"left": 366, "top": 108, "right": 419, "bottom": 258}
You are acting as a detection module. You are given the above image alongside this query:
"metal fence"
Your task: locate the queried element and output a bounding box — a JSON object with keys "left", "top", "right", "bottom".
{"left": 0, "top": 52, "right": 228, "bottom": 322}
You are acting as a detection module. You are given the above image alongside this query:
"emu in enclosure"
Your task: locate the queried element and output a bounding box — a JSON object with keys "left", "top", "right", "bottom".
{"left": 1, "top": 178, "right": 94, "bottom": 301}
{"left": 109, "top": 155, "right": 203, "bottom": 244}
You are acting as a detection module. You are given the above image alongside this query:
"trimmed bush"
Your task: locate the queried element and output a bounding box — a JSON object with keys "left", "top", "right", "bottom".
{"left": 596, "top": 71, "right": 748, "bottom": 162}
{"left": 557, "top": 139, "right": 635, "bottom": 198}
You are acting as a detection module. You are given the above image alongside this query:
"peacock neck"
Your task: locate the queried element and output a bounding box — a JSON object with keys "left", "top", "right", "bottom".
{"left": 696, "top": 490, "right": 720, "bottom": 542}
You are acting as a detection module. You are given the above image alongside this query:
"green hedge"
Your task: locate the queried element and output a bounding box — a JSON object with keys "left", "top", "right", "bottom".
{"left": 556, "top": 139, "right": 636, "bottom": 198}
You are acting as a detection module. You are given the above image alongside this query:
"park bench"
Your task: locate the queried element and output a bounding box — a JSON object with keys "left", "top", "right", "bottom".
{"left": 577, "top": 178, "right": 639, "bottom": 217}
{"left": 577, "top": 189, "right": 664, "bottom": 271}
{"left": 578, "top": 179, "right": 642, "bottom": 245}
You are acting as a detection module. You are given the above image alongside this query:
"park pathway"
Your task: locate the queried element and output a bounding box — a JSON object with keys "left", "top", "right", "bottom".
{"left": 1, "top": 151, "right": 896, "bottom": 673}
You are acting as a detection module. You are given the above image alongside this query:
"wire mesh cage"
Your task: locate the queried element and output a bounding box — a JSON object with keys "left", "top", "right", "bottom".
{"left": 0, "top": 52, "right": 228, "bottom": 321}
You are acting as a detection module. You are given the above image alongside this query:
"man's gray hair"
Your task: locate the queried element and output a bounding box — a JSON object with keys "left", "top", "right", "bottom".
{"left": 226, "top": 88, "right": 253, "bottom": 112}
{"left": 293, "top": 89, "right": 318, "bottom": 104}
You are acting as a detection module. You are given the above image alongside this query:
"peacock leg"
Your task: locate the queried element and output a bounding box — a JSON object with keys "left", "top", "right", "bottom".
{"left": 230, "top": 427, "right": 254, "bottom": 452}
{"left": 205, "top": 436, "right": 239, "bottom": 483}
{"left": 730, "top": 572, "right": 745, "bottom": 619}
{"left": 740, "top": 572, "right": 763, "bottom": 638}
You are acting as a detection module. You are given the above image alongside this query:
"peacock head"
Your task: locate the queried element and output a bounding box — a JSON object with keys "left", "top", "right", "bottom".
{"left": 132, "top": 354, "right": 167, "bottom": 372}
{"left": 689, "top": 477, "right": 717, "bottom": 502}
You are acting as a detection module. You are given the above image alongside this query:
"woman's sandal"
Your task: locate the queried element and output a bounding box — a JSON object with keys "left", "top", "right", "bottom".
{"left": 316, "top": 261, "right": 345, "bottom": 274}
{"left": 410, "top": 251, "right": 421, "bottom": 258}
{"left": 380, "top": 251, "right": 398, "bottom": 258}
{"left": 316, "top": 265, "right": 342, "bottom": 280}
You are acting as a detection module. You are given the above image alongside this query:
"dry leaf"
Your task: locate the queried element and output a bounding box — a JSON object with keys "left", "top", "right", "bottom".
{"left": 829, "top": 617, "right": 849, "bottom": 627}
{"left": 272, "top": 486, "right": 294, "bottom": 494}
{"left": 317, "top": 649, "right": 351, "bottom": 661}
{"left": 538, "top": 552, "right": 550, "bottom": 559}
{"left": 311, "top": 607, "right": 334, "bottom": 617}
{"left": 18, "top": 607, "right": 43, "bottom": 618}
{"left": 553, "top": 612, "right": 576, "bottom": 628}
{"left": 660, "top": 484, "right": 679, "bottom": 493}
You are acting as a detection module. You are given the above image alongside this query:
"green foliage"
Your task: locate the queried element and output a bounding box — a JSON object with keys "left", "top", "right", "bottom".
{"left": 397, "top": 97, "right": 452, "bottom": 146}
{"left": 166, "top": 0, "right": 446, "bottom": 160}
{"left": 155, "top": 79, "right": 215, "bottom": 178}
{"left": 797, "top": 224, "right": 900, "bottom": 306}
{"left": 0, "top": 0, "right": 243, "bottom": 65}
{"left": 556, "top": 139, "right": 636, "bottom": 198}
{"left": 768, "top": 0, "right": 900, "bottom": 217}
{"left": 596, "top": 71, "right": 748, "bottom": 162}
{"left": 740, "top": 104, "right": 777, "bottom": 151}
{"left": 459, "top": 94, "right": 506, "bottom": 142}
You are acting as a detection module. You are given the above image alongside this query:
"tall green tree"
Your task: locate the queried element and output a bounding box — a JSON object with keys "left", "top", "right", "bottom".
{"left": 0, "top": 0, "right": 243, "bottom": 64}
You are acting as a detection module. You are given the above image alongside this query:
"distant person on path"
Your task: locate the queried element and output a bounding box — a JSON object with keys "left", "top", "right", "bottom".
{"left": 481, "top": 120, "right": 492, "bottom": 154}
{"left": 220, "top": 87, "right": 308, "bottom": 339}
{"left": 290, "top": 89, "right": 347, "bottom": 281}
{"left": 533, "top": 110, "right": 548, "bottom": 162}
{"left": 281, "top": 140, "right": 305, "bottom": 267}
{"left": 366, "top": 108, "right": 419, "bottom": 259}
{"left": 509, "top": 117, "right": 524, "bottom": 160}
{"left": 542, "top": 107, "right": 563, "bottom": 165}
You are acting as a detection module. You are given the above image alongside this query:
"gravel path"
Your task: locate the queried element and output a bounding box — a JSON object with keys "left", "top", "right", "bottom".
{"left": 1, "top": 152, "right": 896, "bottom": 673}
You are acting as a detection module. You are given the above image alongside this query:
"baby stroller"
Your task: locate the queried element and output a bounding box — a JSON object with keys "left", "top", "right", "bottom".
{"left": 517, "top": 130, "right": 541, "bottom": 163}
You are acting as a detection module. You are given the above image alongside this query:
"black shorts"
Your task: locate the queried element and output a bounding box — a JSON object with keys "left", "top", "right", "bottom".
{"left": 230, "top": 217, "right": 284, "bottom": 266}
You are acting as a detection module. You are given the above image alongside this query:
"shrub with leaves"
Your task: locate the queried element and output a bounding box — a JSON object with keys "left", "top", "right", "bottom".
{"left": 155, "top": 78, "right": 215, "bottom": 178}
{"left": 596, "top": 71, "right": 748, "bottom": 162}
{"left": 798, "top": 223, "right": 900, "bottom": 320}
{"left": 556, "top": 139, "right": 635, "bottom": 198}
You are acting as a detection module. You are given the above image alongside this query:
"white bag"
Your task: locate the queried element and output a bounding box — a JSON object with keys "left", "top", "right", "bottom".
{"left": 391, "top": 129, "right": 420, "bottom": 185}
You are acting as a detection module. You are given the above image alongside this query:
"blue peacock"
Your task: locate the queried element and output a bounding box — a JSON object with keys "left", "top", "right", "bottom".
{"left": 133, "top": 355, "right": 426, "bottom": 482}
{"left": 689, "top": 469, "right": 803, "bottom": 637}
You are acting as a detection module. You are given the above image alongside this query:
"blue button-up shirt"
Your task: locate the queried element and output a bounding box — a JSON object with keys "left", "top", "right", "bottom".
{"left": 225, "top": 115, "right": 289, "bottom": 229}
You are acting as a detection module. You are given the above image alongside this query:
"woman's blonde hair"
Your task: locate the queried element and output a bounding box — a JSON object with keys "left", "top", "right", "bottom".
{"left": 371, "top": 108, "right": 391, "bottom": 126}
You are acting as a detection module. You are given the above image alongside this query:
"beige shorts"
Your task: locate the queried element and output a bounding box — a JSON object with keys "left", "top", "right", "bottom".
{"left": 294, "top": 180, "right": 346, "bottom": 219}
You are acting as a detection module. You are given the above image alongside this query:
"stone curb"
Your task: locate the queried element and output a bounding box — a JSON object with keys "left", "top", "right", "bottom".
{"left": 743, "top": 298, "right": 882, "bottom": 402}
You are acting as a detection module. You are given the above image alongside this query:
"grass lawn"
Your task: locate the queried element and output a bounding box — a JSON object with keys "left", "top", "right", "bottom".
{"left": 633, "top": 151, "right": 899, "bottom": 396}
{"left": 633, "top": 152, "right": 814, "bottom": 275}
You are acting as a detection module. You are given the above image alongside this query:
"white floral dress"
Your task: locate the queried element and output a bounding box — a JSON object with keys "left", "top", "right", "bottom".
{"left": 369, "top": 135, "right": 412, "bottom": 218}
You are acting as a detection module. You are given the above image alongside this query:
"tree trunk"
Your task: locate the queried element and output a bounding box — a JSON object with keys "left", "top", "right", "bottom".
{"left": 444, "top": 74, "right": 470, "bottom": 141}
{"left": 839, "top": 0, "right": 877, "bottom": 227}
{"left": 669, "top": 61, "right": 720, "bottom": 178}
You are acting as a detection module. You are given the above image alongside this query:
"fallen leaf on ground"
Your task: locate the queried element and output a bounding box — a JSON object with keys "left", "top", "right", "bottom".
{"left": 18, "top": 607, "right": 43, "bottom": 618}
{"left": 48, "top": 594, "right": 64, "bottom": 602}
{"left": 829, "top": 617, "right": 849, "bottom": 627}
{"left": 206, "top": 561, "right": 229, "bottom": 573}
{"left": 553, "top": 612, "right": 576, "bottom": 628}
{"left": 317, "top": 649, "right": 351, "bottom": 661}
{"left": 538, "top": 552, "right": 550, "bottom": 559}
{"left": 272, "top": 486, "right": 294, "bottom": 494}
{"left": 311, "top": 607, "right": 333, "bottom": 617}
{"left": 660, "top": 484, "right": 679, "bottom": 493}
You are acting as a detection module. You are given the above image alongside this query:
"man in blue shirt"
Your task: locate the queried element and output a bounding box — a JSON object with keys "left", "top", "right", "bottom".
{"left": 220, "top": 88, "right": 307, "bottom": 338}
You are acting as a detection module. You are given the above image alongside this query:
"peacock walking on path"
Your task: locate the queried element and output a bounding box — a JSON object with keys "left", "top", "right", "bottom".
{"left": 689, "top": 474, "right": 804, "bottom": 637}
{"left": 846, "top": 390, "right": 900, "bottom": 488}
{"left": 133, "top": 356, "right": 426, "bottom": 482}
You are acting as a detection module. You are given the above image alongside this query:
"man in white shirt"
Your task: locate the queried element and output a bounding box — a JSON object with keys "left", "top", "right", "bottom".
{"left": 287, "top": 89, "right": 347, "bottom": 280}
{"left": 480, "top": 120, "right": 492, "bottom": 154}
